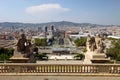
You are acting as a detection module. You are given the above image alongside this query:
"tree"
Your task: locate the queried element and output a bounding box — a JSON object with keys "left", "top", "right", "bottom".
{"left": 106, "top": 39, "right": 120, "bottom": 61}
{"left": 35, "top": 38, "right": 47, "bottom": 47}
{"left": 0, "top": 47, "right": 14, "bottom": 61}
{"left": 35, "top": 53, "right": 48, "bottom": 60}
{"left": 6, "top": 48, "right": 14, "bottom": 57}
{"left": 74, "top": 53, "right": 85, "bottom": 60}
{"left": 116, "top": 54, "right": 120, "bottom": 61}
{"left": 0, "top": 53, "right": 10, "bottom": 61}
{"left": 74, "top": 38, "right": 87, "bottom": 47}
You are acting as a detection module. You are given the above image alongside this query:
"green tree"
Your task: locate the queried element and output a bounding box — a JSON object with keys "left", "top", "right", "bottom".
{"left": 6, "top": 48, "right": 14, "bottom": 57}
{"left": 74, "top": 38, "right": 87, "bottom": 47}
{"left": 35, "top": 38, "right": 47, "bottom": 47}
{"left": 106, "top": 39, "right": 120, "bottom": 61}
{"left": 0, "top": 53, "right": 10, "bottom": 61}
{"left": 116, "top": 54, "right": 120, "bottom": 61}
{"left": 0, "top": 47, "right": 14, "bottom": 61}
{"left": 35, "top": 53, "right": 48, "bottom": 60}
{"left": 74, "top": 53, "right": 85, "bottom": 60}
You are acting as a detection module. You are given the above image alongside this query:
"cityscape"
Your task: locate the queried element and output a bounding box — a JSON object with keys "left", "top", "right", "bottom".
{"left": 0, "top": 0, "right": 120, "bottom": 80}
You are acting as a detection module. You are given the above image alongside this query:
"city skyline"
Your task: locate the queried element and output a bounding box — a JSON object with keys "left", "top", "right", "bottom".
{"left": 0, "top": 0, "right": 120, "bottom": 25}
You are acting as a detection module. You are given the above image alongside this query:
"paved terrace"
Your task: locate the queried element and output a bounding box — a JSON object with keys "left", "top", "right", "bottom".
{"left": 0, "top": 76, "right": 120, "bottom": 80}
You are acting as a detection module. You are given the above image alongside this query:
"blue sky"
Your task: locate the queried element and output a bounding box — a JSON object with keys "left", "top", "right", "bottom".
{"left": 0, "top": 0, "right": 120, "bottom": 25}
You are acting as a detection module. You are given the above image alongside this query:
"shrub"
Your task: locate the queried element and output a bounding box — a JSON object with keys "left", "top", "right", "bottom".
{"left": 74, "top": 53, "right": 85, "bottom": 60}
{"left": 35, "top": 53, "right": 48, "bottom": 60}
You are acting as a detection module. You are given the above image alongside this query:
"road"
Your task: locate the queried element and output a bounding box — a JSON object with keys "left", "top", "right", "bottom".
{"left": 0, "top": 76, "right": 119, "bottom": 80}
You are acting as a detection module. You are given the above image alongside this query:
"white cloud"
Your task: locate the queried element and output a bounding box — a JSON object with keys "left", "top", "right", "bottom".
{"left": 25, "top": 3, "right": 70, "bottom": 15}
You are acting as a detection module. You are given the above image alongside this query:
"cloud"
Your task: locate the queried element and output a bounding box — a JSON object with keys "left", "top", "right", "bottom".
{"left": 25, "top": 3, "right": 70, "bottom": 15}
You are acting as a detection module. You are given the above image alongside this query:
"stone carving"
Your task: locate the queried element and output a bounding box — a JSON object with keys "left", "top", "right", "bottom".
{"left": 95, "top": 34, "right": 105, "bottom": 53}
{"left": 16, "top": 34, "right": 34, "bottom": 57}
{"left": 86, "top": 35, "right": 96, "bottom": 52}
{"left": 17, "top": 34, "right": 27, "bottom": 53}
{"left": 10, "top": 34, "right": 35, "bottom": 63}
{"left": 86, "top": 34, "right": 105, "bottom": 53}
{"left": 86, "top": 35, "right": 91, "bottom": 51}
{"left": 98, "top": 40, "right": 105, "bottom": 53}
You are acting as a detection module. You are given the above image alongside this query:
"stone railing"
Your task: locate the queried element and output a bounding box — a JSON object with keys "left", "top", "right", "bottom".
{"left": 0, "top": 63, "right": 120, "bottom": 75}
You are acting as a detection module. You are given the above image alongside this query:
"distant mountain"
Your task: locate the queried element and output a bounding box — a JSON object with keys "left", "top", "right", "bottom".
{"left": 0, "top": 21, "right": 115, "bottom": 28}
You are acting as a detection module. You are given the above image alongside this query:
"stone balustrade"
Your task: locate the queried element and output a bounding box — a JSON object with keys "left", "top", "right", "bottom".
{"left": 0, "top": 63, "right": 120, "bottom": 75}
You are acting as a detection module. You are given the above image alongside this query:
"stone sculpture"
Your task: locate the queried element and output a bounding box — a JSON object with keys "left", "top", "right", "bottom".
{"left": 16, "top": 34, "right": 34, "bottom": 57}
{"left": 86, "top": 34, "right": 105, "bottom": 53}
{"left": 95, "top": 34, "right": 105, "bottom": 53}
{"left": 17, "top": 34, "right": 27, "bottom": 53}
{"left": 10, "top": 34, "right": 35, "bottom": 63}
{"left": 86, "top": 35, "right": 96, "bottom": 52}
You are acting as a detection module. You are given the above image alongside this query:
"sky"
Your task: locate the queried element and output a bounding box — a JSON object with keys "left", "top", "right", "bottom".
{"left": 0, "top": 0, "right": 120, "bottom": 25}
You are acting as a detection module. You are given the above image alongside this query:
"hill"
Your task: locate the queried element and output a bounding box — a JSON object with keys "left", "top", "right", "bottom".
{"left": 0, "top": 21, "right": 114, "bottom": 28}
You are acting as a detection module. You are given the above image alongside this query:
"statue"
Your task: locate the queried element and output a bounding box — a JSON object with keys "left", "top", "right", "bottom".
{"left": 86, "top": 34, "right": 105, "bottom": 53}
{"left": 86, "top": 35, "right": 91, "bottom": 51}
{"left": 86, "top": 35, "right": 96, "bottom": 52}
{"left": 10, "top": 34, "right": 35, "bottom": 63}
{"left": 25, "top": 40, "right": 33, "bottom": 57}
{"left": 17, "top": 34, "right": 27, "bottom": 53}
{"left": 16, "top": 34, "right": 34, "bottom": 58}
{"left": 95, "top": 34, "right": 105, "bottom": 53}
{"left": 85, "top": 34, "right": 109, "bottom": 64}
{"left": 96, "top": 38, "right": 105, "bottom": 53}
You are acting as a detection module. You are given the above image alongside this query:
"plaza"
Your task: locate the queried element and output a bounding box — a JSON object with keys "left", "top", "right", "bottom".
{"left": 0, "top": 76, "right": 120, "bottom": 80}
